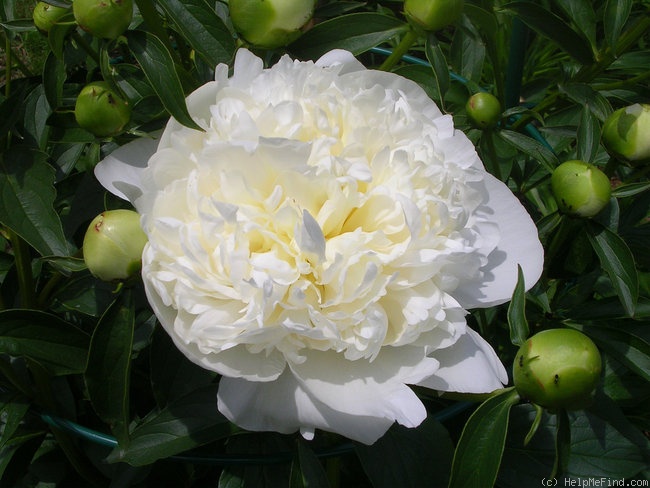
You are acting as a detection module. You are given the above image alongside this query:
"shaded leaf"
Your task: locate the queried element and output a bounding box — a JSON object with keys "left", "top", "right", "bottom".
{"left": 288, "top": 13, "right": 408, "bottom": 60}
{"left": 290, "top": 440, "right": 330, "bottom": 488}
{"left": 576, "top": 106, "right": 600, "bottom": 163}
{"left": 498, "top": 129, "right": 558, "bottom": 173}
{"left": 604, "top": 0, "right": 633, "bottom": 54}
{"left": 586, "top": 222, "right": 638, "bottom": 317}
{"left": 125, "top": 30, "right": 202, "bottom": 131}
{"left": 84, "top": 290, "right": 135, "bottom": 446}
{"left": 356, "top": 416, "right": 454, "bottom": 488}
{"left": 448, "top": 388, "right": 520, "bottom": 488}
{"left": 158, "top": 0, "right": 235, "bottom": 69}
{"left": 502, "top": 2, "right": 594, "bottom": 64}
{"left": 507, "top": 265, "right": 529, "bottom": 346}
{"left": 108, "top": 385, "right": 231, "bottom": 466}
{"left": 0, "top": 309, "right": 89, "bottom": 375}
{"left": 0, "top": 146, "right": 71, "bottom": 257}
{"left": 425, "top": 33, "right": 450, "bottom": 108}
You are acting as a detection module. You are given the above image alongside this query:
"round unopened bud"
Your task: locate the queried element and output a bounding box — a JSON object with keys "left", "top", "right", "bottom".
{"left": 73, "top": 0, "right": 133, "bottom": 39}
{"left": 602, "top": 103, "right": 650, "bottom": 164}
{"left": 404, "top": 0, "right": 464, "bottom": 32}
{"left": 74, "top": 81, "right": 131, "bottom": 137}
{"left": 229, "top": 0, "right": 316, "bottom": 49}
{"left": 513, "top": 329, "right": 602, "bottom": 410}
{"left": 33, "top": 2, "right": 69, "bottom": 34}
{"left": 466, "top": 92, "right": 501, "bottom": 129}
{"left": 551, "top": 160, "right": 611, "bottom": 218}
{"left": 83, "top": 210, "right": 147, "bottom": 282}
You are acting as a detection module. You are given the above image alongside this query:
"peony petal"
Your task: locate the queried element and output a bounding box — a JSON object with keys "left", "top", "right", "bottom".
{"left": 454, "top": 172, "right": 544, "bottom": 309}
{"left": 289, "top": 347, "right": 438, "bottom": 427}
{"left": 417, "top": 327, "right": 508, "bottom": 393}
{"left": 94, "top": 135, "right": 159, "bottom": 203}
{"left": 315, "top": 49, "right": 366, "bottom": 74}
{"left": 218, "top": 370, "right": 403, "bottom": 445}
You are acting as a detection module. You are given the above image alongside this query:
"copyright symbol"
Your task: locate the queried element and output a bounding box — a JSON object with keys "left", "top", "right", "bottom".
{"left": 542, "top": 478, "right": 558, "bottom": 487}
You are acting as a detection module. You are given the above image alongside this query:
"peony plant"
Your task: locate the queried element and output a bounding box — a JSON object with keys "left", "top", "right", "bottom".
{"left": 95, "top": 49, "right": 543, "bottom": 444}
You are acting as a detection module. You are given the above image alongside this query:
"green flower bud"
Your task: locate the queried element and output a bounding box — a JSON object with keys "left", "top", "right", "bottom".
{"left": 404, "top": 0, "right": 464, "bottom": 32}
{"left": 229, "top": 0, "right": 316, "bottom": 49}
{"left": 74, "top": 81, "right": 131, "bottom": 138}
{"left": 83, "top": 210, "right": 147, "bottom": 282}
{"left": 513, "top": 329, "right": 602, "bottom": 410}
{"left": 33, "top": 2, "right": 69, "bottom": 34}
{"left": 73, "top": 0, "right": 133, "bottom": 39}
{"left": 551, "top": 160, "right": 611, "bottom": 218}
{"left": 602, "top": 103, "right": 650, "bottom": 164}
{"left": 466, "top": 92, "right": 501, "bottom": 130}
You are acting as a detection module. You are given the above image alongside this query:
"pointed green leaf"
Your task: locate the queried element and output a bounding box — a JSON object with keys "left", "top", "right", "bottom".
{"left": 448, "top": 388, "right": 520, "bottom": 488}
{"left": 125, "top": 30, "right": 202, "bottom": 131}
{"left": 108, "top": 385, "right": 232, "bottom": 466}
{"left": 502, "top": 2, "right": 594, "bottom": 64}
{"left": 586, "top": 222, "right": 638, "bottom": 317}
{"left": 604, "top": 0, "right": 632, "bottom": 54}
{"left": 0, "top": 310, "right": 89, "bottom": 375}
{"left": 576, "top": 106, "right": 601, "bottom": 163}
{"left": 498, "top": 129, "right": 558, "bottom": 173}
{"left": 84, "top": 289, "right": 135, "bottom": 446}
{"left": 507, "top": 265, "right": 529, "bottom": 346}
{"left": 425, "top": 33, "right": 450, "bottom": 107}
{"left": 288, "top": 13, "right": 408, "bottom": 60}
{"left": 0, "top": 146, "right": 71, "bottom": 257}
{"left": 158, "top": 0, "right": 235, "bottom": 69}
{"left": 567, "top": 323, "right": 650, "bottom": 383}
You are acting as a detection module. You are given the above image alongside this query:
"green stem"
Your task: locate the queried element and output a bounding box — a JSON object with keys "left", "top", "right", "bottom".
{"left": 37, "top": 272, "right": 64, "bottom": 309}
{"left": 71, "top": 31, "right": 101, "bottom": 66}
{"left": 9, "top": 231, "right": 37, "bottom": 309}
{"left": 379, "top": 29, "right": 419, "bottom": 72}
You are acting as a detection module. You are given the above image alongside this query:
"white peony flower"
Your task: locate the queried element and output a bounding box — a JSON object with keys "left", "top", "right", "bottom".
{"left": 95, "top": 49, "right": 544, "bottom": 445}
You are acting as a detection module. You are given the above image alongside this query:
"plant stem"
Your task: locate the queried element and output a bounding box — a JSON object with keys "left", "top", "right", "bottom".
{"left": 9, "top": 231, "right": 37, "bottom": 309}
{"left": 71, "top": 31, "right": 100, "bottom": 66}
{"left": 379, "top": 29, "right": 418, "bottom": 72}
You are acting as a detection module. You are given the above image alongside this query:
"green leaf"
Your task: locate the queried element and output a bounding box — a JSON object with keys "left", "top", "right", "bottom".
{"left": 84, "top": 289, "right": 135, "bottom": 446}
{"left": 125, "top": 30, "right": 203, "bottom": 131}
{"left": 558, "top": 83, "right": 613, "bottom": 121}
{"left": 604, "top": 0, "right": 632, "bottom": 54}
{"left": 22, "top": 84, "right": 52, "bottom": 151}
{"left": 289, "top": 440, "right": 330, "bottom": 488}
{"left": 0, "top": 309, "right": 89, "bottom": 376}
{"left": 288, "top": 13, "right": 408, "bottom": 60}
{"left": 507, "top": 265, "right": 529, "bottom": 346}
{"left": 356, "top": 416, "right": 454, "bottom": 488}
{"left": 108, "top": 385, "right": 232, "bottom": 466}
{"left": 450, "top": 18, "right": 485, "bottom": 83}
{"left": 0, "top": 394, "right": 30, "bottom": 450}
{"left": 498, "top": 129, "right": 559, "bottom": 173}
{"left": 158, "top": 0, "right": 235, "bottom": 69}
{"left": 0, "top": 146, "right": 71, "bottom": 257}
{"left": 149, "top": 326, "right": 216, "bottom": 407}
{"left": 586, "top": 222, "right": 639, "bottom": 317}
{"left": 551, "top": 408, "right": 571, "bottom": 478}
{"left": 501, "top": 2, "right": 595, "bottom": 64}
{"left": 555, "top": 0, "right": 597, "bottom": 50}
{"left": 448, "top": 388, "right": 520, "bottom": 488}
{"left": 612, "top": 181, "right": 650, "bottom": 198}
{"left": 576, "top": 106, "right": 601, "bottom": 163}
{"left": 567, "top": 323, "right": 650, "bottom": 383}
{"left": 425, "top": 34, "right": 450, "bottom": 109}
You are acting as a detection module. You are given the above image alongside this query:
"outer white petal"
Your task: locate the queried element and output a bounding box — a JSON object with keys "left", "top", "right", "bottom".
{"left": 289, "top": 347, "right": 438, "bottom": 427}
{"left": 218, "top": 371, "right": 398, "bottom": 445}
{"left": 315, "top": 49, "right": 366, "bottom": 74}
{"left": 454, "top": 172, "right": 544, "bottom": 309}
{"left": 94, "top": 136, "right": 159, "bottom": 203}
{"left": 417, "top": 327, "right": 508, "bottom": 393}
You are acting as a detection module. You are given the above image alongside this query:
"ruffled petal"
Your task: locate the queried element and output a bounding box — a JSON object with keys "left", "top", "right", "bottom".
{"left": 94, "top": 135, "right": 159, "bottom": 203}
{"left": 289, "top": 347, "right": 438, "bottom": 427}
{"left": 417, "top": 327, "right": 508, "bottom": 393}
{"left": 218, "top": 371, "right": 399, "bottom": 445}
{"left": 454, "top": 172, "right": 544, "bottom": 309}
